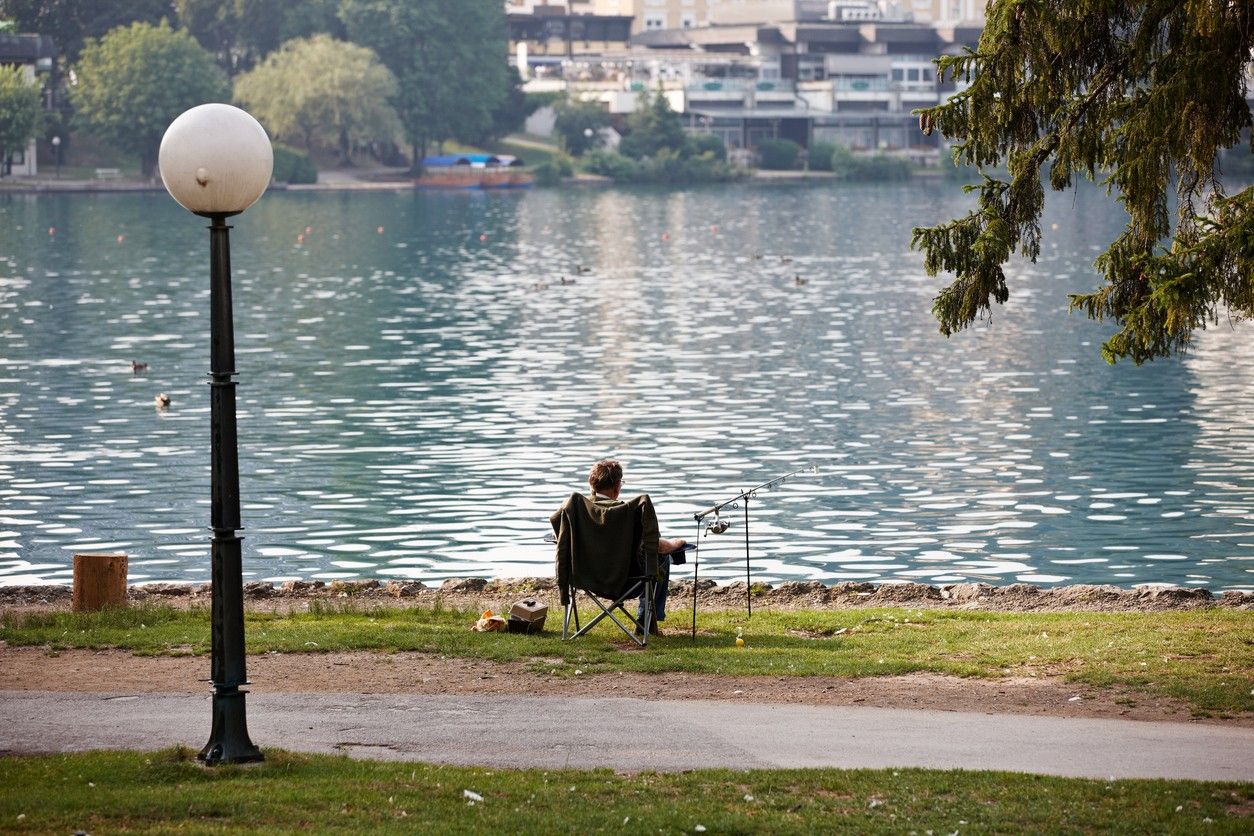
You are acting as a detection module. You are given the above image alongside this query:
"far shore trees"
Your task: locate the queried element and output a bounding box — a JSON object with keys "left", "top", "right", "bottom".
{"left": 913, "top": 1, "right": 1254, "bottom": 365}
{"left": 0, "top": 65, "right": 42, "bottom": 177}
{"left": 234, "top": 34, "right": 400, "bottom": 165}
{"left": 553, "top": 98, "right": 610, "bottom": 157}
{"left": 174, "top": 0, "right": 345, "bottom": 76}
{"left": 339, "top": 0, "right": 508, "bottom": 173}
{"left": 0, "top": 0, "right": 172, "bottom": 63}
{"left": 70, "top": 21, "right": 229, "bottom": 179}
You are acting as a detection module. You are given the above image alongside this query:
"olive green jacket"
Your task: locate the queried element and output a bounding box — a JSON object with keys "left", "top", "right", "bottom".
{"left": 550, "top": 492, "right": 659, "bottom": 606}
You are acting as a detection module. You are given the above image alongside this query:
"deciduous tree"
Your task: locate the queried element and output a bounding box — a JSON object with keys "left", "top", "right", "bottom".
{"left": 0, "top": 0, "right": 174, "bottom": 63}
{"left": 234, "top": 34, "right": 400, "bottom": 164}
{"left": 173, "top": 0, "right": 344, "bottom": 75}
{"left": 338, "top": 0, "right": 508, "bottom": 171}
{"left": 70, "top": 21, "right": 228, "bottom": 178}
{"left": 553, "top": 97, "right": 609, "bottom": 156}
{"left": 913, "top": 1, "right": 1254, "bottom": 364}
{"left": 0, "top": 65, "right": 42, "bottom": 176}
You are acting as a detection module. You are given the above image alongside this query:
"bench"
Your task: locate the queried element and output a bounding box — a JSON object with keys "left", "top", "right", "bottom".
{"left": 94, "top": 167, "right": 121, "bottom": 180}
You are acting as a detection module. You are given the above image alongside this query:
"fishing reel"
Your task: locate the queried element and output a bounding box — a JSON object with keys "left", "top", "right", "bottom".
{"left": 706, "top": 513, "right": 731, "bottom": 535}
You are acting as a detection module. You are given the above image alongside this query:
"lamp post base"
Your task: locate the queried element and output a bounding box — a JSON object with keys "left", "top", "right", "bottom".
{"left": 199, "top": 688, "right": 263, "bottom": 765}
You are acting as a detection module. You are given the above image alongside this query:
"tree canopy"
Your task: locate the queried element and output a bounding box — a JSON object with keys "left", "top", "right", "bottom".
{"left": 553, "top": 97, "right": 609, "bottom": 157}
{"left": 234, "top": 34, "right": 399, "bottom": 164}
{"left": 173, "top": 0, "right": 344, "bottom": 75}
{"left": 0, "top": 0, "right": 174, "bottom": 62}
{"left": 0, "top": 64, "right": 42, "bottom": 174}
{"left": 618, "top": 91, "right": 687, "bottom": 160}
{"left": 70, "top": 21, "right": 229, "bottom": 178}
{"left": 913, "top": 0, "right": 1254, "bottom": 364}
{"left": 338, "top": 0, "right": 508, "bottom": 170}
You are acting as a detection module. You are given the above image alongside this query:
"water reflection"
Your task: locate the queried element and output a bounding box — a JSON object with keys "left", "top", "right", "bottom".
{"left": 0, "top": 184, "right": 1250, "bottom": 591}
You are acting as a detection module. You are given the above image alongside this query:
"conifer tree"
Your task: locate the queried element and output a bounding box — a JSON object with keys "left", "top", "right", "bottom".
{"left": 913, "top": 1, "right": 1253, "bottom": 364}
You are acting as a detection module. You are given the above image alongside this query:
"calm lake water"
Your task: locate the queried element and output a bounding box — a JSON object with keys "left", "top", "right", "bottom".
{"left": 1, "top": 183, "right": 1251, "bottom": 591}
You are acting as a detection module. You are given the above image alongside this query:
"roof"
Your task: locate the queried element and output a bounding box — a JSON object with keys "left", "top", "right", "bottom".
{"left": 0, "top": 33, "right": 57, "bottom": 64}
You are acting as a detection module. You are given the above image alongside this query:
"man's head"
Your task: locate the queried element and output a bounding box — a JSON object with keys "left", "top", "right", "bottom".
{"left": 588, "top": 458, "right": 623, "bottom": 498}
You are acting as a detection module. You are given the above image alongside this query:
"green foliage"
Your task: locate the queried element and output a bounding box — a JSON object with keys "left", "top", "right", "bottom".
{"left": 686, "top": 132, "right": 727, "bottom": 162}
{"left": 827, "top": 144, "right": 913, "bottom": 181}
{"left": 533, "top": 151, "right": 573, "bottom": 186}
{"left": 0, "top": 0, "right": 172, "bottom": 62}
{"left": 484, "top": 68, "right": 539, "bottom": 144}
{"left": 1, "top": 749, "right": 1249, "bottom": 833}
{"left": 552, "top": 97, "right": 609, "bottom": 156}
{"left": 70, "top": 21, "right": 229, "bottom": 178}
{"left": 757, "top": 137, "right": 800, "bottom": 170}
{"left": 808, "top": 141, "right": 838, "bottom": 172}
{"left": 582, "top": 148, "right": 739, "bottom": 184}
{"left": 618, "top": 90, "right": 686, "bottom": 160}
{"left": 0, "top": 64, "right": 42, "bottom": 171}
{"left": 233, "top": 34, "right": 400, "bottom": 164}
{"left": 582, "top": 148, "right": 640, "bottom": 179}
{"left": 174, "top": 0, "right": 345, "bottom": 75}
{"left": 340, "top": 0, "right": 509, "bottom": 171}
{"left": 913, "top": 0, "right": 1254, "bottom": 365}
{"left": 271, "top": 142, "right": 316, "bottom": 184}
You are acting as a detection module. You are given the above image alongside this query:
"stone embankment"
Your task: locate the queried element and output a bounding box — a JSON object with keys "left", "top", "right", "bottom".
{"left": 1, "top": 578, "right": 1249, "bottom": 613}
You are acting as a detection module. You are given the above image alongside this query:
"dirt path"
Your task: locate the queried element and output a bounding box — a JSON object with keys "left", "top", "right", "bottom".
{"left": 2, "top": 646, "right": 1244, "bottom": 727}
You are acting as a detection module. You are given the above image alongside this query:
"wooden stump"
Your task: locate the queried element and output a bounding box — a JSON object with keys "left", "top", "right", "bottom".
{"left": 72, "top": 553, "right": 128, "bottom": 612}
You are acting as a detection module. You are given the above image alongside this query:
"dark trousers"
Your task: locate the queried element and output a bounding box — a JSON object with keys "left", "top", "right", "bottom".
{"left": 636, "top": 551, "right": 671, "bottom": 624}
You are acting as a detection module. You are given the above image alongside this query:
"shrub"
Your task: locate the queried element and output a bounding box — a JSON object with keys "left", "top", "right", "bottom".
{"left": 533, "top": 151, "right": 574, "bottom": 186}
{"left": 828, "top": 143, "right": 913, "bottom": 181}
{"left": 852, "top": 153, "right": 912, "bottom": 181}
{"left": 582, "top": 149, "right": 640, "bottom": 179}
{"left": 757, "top": 138, "right": 800, "bottom": 170}
{"left": 807, "top": 141, "right": 838, "bottom": 172}
{"left": 272, "top": 143, "right": 317, "bottom": 184}
{"left": 685, "top": 133, "right": 727, "bottom": 162}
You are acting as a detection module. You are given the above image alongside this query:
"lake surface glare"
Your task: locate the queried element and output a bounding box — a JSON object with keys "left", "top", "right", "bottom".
{"left": 1, "top": 183, "right": 1251, "bottom": 591}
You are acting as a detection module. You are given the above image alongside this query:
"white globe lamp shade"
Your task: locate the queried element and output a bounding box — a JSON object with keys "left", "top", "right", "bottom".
{"left": 159, "top": 103, "right": 273, "bottom": 216}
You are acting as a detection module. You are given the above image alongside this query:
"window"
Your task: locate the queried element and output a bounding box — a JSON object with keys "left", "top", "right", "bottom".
{"left": 891, "top": 68, "right": 904, "bottom": 81}
{"left": 907, "top": 68, "right": 920, "bottom": 82}
{"left": 644, "top": 13, "right": 665, "bottom": 30}
{"left": 681, "top": 13, "right": 696, "bottom": 27}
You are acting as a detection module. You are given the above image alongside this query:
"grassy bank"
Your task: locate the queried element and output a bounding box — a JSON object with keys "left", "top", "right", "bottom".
{"left": 0, "top": 748, "right": 1248, "bottom": 834}
{"left": 3, "top": 603, "right": 1250, "bottom": 716}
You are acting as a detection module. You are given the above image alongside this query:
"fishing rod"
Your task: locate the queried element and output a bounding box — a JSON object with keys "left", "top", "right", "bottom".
{"left": 689, "top": 465, "right": 819, "bottom": 636}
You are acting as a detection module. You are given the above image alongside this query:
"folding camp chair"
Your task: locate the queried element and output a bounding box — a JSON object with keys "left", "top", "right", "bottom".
{"left": 550, "top": 492, "right": 659, "bottom": 647}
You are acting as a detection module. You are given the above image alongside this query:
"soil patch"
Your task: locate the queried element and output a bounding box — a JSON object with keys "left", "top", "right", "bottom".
{"left": 1, "top": 646, "right": 1244, "bottom": 728}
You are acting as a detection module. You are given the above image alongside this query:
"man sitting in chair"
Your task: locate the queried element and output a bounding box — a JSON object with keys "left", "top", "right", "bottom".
{"left": 585, "top": 458, "right": 686, "bottom": 636}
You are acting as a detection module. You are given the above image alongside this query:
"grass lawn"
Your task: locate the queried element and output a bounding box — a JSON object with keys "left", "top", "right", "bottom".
{"left": 0, "top": 748, "right": 1248, "bottom": 834}
{"left": 3, "top": 603, "right": 1251, "bottom": 716}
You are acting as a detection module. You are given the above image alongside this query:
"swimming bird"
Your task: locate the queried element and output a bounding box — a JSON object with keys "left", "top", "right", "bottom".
{"left": 131, "top": 361, "right": 149, "bottom": 373}
{"left": 794, "top": 274, "right": 808, "bottom": 286}
{"left": 779, "top": 256, "right": 793, "bottom": 264}
{"left": 154, "top": 393, "right": 171, "bottom": 409}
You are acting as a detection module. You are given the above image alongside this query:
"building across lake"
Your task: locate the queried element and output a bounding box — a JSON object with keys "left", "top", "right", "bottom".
{"left": 509, "top": 0, "right": 985, "bottom": 158}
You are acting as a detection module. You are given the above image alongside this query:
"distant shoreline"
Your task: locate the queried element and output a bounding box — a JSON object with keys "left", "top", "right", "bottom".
{"left": 0, "top": 167, "right": 946, "bottom": 196}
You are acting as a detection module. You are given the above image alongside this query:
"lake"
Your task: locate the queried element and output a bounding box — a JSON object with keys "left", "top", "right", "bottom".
{"left": 1, "top": 182, "right": 1251, "bottom": 592}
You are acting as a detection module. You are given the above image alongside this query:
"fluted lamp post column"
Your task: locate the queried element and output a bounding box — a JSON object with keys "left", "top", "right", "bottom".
{"left": 158, "top": 103, "right": 272, "bottom": 765}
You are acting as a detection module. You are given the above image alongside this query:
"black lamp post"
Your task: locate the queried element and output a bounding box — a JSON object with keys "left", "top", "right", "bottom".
{"left": 158, "top": 103, "right": 272, "bottom": 765}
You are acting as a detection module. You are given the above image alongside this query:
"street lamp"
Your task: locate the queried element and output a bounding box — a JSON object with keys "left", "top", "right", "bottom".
{"left": 50, "top": 136, "right": 60, "bottom": 179}
{"left": 158, "top": 103, "right": 272, "bottom": 766}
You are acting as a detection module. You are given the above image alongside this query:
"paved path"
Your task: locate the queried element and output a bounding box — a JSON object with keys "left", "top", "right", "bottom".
{"left": 3, "top": 691, "right": 1251, "bottom": 781}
